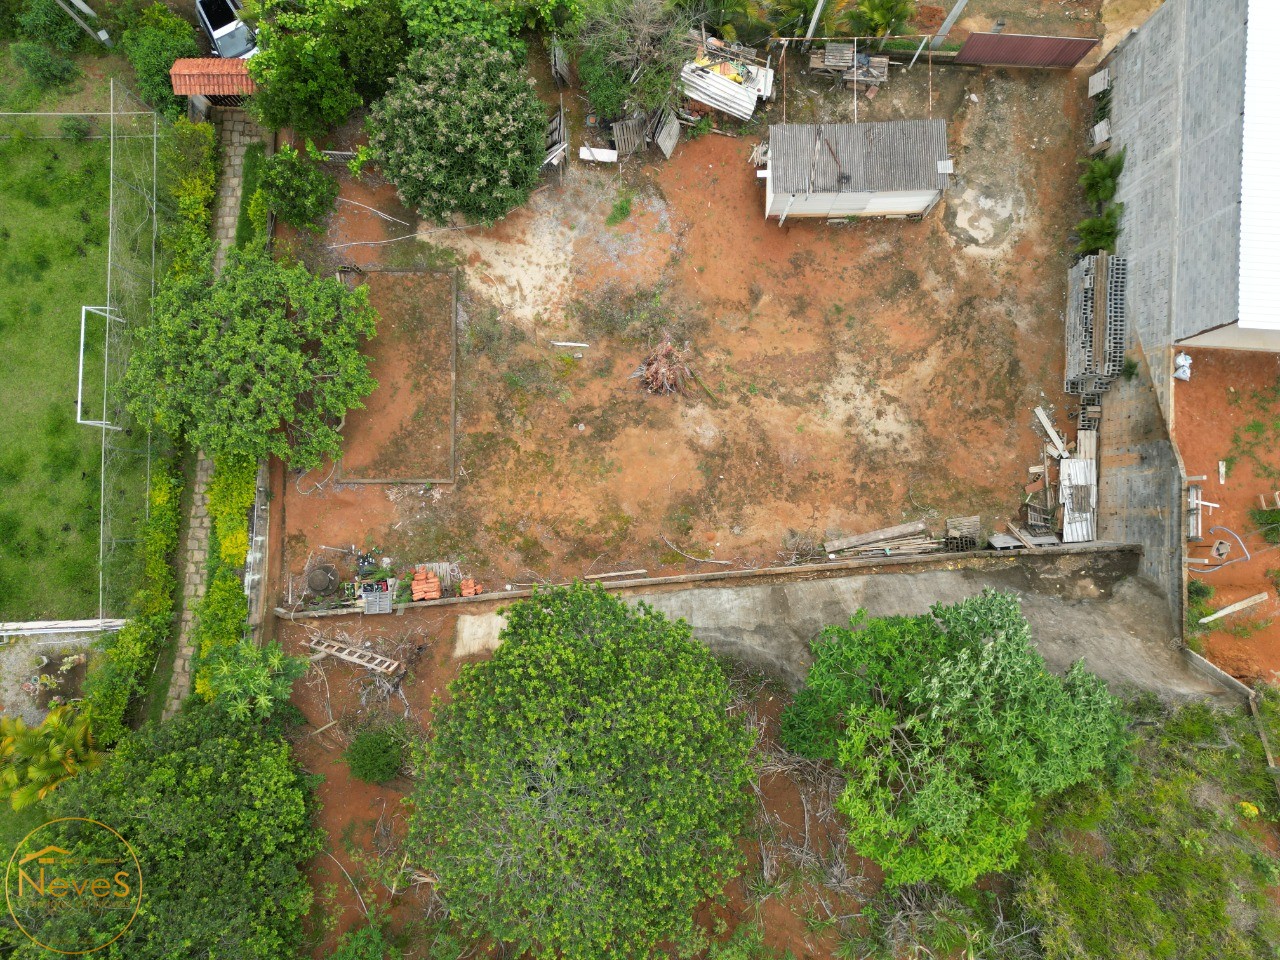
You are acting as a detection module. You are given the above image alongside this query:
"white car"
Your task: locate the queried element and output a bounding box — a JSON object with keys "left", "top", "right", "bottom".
{"left": 196, "top": 0, "right": 257, "bottom": 59}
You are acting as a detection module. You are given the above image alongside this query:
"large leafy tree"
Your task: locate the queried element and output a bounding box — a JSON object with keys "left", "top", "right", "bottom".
{"left": 248, "top": 0, "right": 409, "bottom": 135}
{"left": 6, "top": 706, "right": 321, "bottom": 959}
{"left": 369, "top": 42, "right": 545, "bottom": 226}
{"left": 781, "top": 591, "right": 1130, "bottom": 890}
{"left": 408, "top": 583, "right": 754, "bottom": 958}
{"left": 0, "top": 706, "right": 99, "bottom": 810}
{"left": 126, "top": 246, "right": 377, "bottom": 470}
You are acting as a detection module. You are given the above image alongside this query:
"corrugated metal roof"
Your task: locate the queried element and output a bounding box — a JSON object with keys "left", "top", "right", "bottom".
{"left": 954, "top": 33, "right": 1097, "bottom": 68}
{"left": 1239, "top": 0, "right": 1280, "bottom": 330}
{"left": 169, "top": 57, "right": 256, "bottom": 96}
{"left": 768, "top": 120, "right": 949, "bottom": 195}
{"left": 680, "top": 63, "right": 758, "bottom": 121}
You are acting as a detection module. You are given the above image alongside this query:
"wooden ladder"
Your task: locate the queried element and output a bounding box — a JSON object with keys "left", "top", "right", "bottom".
{"left": 305, "top": 637, "right": 403, "bottom": 675}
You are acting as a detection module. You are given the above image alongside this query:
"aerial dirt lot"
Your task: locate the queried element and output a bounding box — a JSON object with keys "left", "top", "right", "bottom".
{"left": 273, "top": 59, "right": 1091, "bottom": 595}
{"left": 1174, "top": 349, "right": 1280, "bottom": 685}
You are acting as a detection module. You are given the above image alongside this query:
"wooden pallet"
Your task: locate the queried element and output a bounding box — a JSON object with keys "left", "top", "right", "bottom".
{"left": 305, "top": 637, "right": 402, "bottom": 675}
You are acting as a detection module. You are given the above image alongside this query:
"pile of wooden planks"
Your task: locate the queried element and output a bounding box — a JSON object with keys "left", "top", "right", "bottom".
{"left": 412, "top": 566, "right": 442, "bottom": 602}
{"left": 824, "top": 520, "right": 944, "bottom": 559}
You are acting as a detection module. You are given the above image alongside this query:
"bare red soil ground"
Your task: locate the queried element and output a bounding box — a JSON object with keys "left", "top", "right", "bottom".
{"left": 272, "top": 59, "right": 1089, "bottom": 603}
{"left": 1174, "top": 349, "right": 1280, "bottom": 684}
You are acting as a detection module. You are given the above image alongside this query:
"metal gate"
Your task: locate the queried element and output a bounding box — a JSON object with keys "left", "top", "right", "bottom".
{"left": 955, "top": 33, "right": 1098, "bottom": 68}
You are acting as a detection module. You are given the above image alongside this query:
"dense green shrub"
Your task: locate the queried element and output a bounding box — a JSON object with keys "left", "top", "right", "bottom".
{"left": 82, "top": 466, "right": 183, "bottom": 745}
{"left": 260, "top": 142, "right": 338, "bottom": 231}
{"left": 159, "top": 117, "right": 218, "bottom": 276}
{"left": 343, "top": 725, "right": 404, "bottom": 783}
{"left": 125, "top": 245, "right": 378, "bottom": 469}
{"left": 575, "top": 0, "right": 688, "bottom": 119}
{"left": 208, "top": 455, "right": 257, "bottom": 566}
{"left": 248, "top": 0, "right": 408, "bottom": 134}
{"left": 408, "top": 583, "right": 754, "bottom": 959}
{"left": 0, "top": 0, "right": 21, "bottom": 39}
{"left": 17, "top": 0, "right": 80, "bottom": 51}
{"left": 9, "top": 40, "right": 77, "bottom": 88}
{"left": 370, "top": 42, "right": 545, "bottom": 226}
{"left": 400, "top": 0, "right": 523, "bottom": 50}
{"left": 1079, "top": 148, "right": 1125, "bottom": 205}
{"left": 782, "top": 591, "right": 1130, "bottom": 891}
{"left": 8, "top": 705, "right": 322, "bottom": 959}
{"left": 58, "top": 114, "right": 90, "bottom": 139}
{"left": 120, "top": 3, "right": 199, "bottom": 117}
{"left": 248, "top": 20, "right": 360, "bottom": 137}
{"left": 1075, "top": 202, "right": 1123, "bottom": 254}
{"left": 331, "top": 921, "right": 403, "bottom": 960}
{"left": 577, "top": 47, "right": 629, "bottom": 120}
{"left": 840, "top": 0, "right": 915, "bottom": 43}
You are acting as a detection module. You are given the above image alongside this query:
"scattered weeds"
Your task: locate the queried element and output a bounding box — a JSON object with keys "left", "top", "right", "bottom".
{"left": 606, "top": 189, "right": 633, "bottom": 226}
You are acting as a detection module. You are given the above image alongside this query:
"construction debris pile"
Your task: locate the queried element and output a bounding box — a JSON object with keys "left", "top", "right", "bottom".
{"left": 823, "top": 516, "right": 983, "bottom": 560}
{"left": 679, "top": 34, "right": 775, "bottom": 123}
{"left": 288, "top": 549, "right": 483, "bottom": 615}
{"left": 989, "top": 405, "right": 1098, "bottom": 549}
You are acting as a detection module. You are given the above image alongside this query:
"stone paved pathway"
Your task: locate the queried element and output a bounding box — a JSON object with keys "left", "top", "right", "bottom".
{"left": 163, "top": 109, "right": 265, "bottom": 720}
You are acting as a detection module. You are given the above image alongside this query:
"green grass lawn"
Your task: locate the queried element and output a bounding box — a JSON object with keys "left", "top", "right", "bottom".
{"left": 0, "top": 85, "right": 113, "bottom": 619}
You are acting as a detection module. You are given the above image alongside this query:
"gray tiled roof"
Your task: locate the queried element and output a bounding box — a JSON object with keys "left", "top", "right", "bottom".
{"left": 769, "top": 120, "right": 950, "bottom": 194}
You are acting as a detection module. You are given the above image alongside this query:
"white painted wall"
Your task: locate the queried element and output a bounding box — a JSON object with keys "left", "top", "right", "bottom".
{"left": 763, "top": 177, "right": 937, "bottom": 219}
{"left": 1179, "top": 322, "right": 1280, "bottom": 351}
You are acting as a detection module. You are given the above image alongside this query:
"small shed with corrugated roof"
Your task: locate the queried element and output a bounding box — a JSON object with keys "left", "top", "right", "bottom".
{"left": 763, "top": 119, "right": 950, "bottom": 221}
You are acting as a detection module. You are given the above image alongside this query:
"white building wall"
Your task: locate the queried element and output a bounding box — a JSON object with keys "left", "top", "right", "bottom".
{"left": 764, "top": 181, "right": 937, "bottom": 219}
{"left": 1179, "top": 323, "right": 1280, "bottom": 351}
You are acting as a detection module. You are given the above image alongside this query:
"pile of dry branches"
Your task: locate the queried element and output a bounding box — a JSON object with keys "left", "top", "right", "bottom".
{"left": 639, "top": 335, "right": 692, "bottom": 394}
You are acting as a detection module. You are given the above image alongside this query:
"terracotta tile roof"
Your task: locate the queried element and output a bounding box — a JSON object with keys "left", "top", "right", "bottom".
{"left": 169, "top": 58, "right": 257, "bottom": 97}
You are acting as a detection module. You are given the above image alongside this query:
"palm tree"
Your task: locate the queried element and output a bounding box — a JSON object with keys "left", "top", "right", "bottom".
{"left": 770, "top": 0, "right": 833, "bottom": 37}
{"left": 0, "top": 706, "right": 101, "bottom": 810}
{"left": 841, "top": 0, "right": 916, "bottom": 47}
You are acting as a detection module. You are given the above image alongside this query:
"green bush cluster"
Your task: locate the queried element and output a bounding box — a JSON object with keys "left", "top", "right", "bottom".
{"left": 159, "top": 117, "right": 218, "bottom": 277}
{"left": 82, "top": 466, "right": 183, "bottom": 745}
{"left": 343, "top": 725, "right": 404, "bottom": 783}
{"left": 781, "top": 591, "right": 1130, "bottom": 890}
{"left": 1075, "top": 150, "right": 1125, "bottom": 254}
{"left": 400, "top": 0, "right": 526, "bottom": 51}
{"left": 120, "top": 3, "right": 199, "bottom": 117}
{"left": 10, "top": 705, "right": 322, "bottom": 958}
{"left": 234, "top": 142, "right": 266, "bottom": 248}
{"left": 208, "top": 456, "right": 257, "bottom": 567}
{"left": 9, "top": 40, "right": 77, "bottom": 88}
{"left": 17, "top": 0, "right": 81, "bottom": 51}
{"left": 575, "top": 0, "right": 687, "bottom": 121}
{"left": 249, "top": 0, "right": 409, "bottom": 138}
{"left": 330, "top": 920, "right": 403, "bottom": 960}
{"left": 259, "top": 142, "right": 338, "bottom": 232}
{"left": 369, "top": 41, "right": 545, "bottom": 226}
